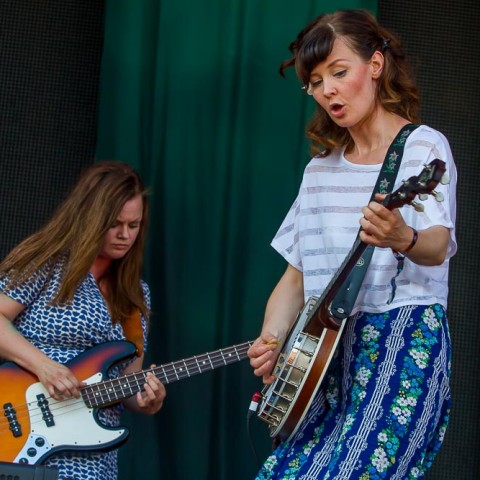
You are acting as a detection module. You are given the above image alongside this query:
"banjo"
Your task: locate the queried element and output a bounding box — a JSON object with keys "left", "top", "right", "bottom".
{"left": 256, "top": 159, "right": 448, "bottom": 442}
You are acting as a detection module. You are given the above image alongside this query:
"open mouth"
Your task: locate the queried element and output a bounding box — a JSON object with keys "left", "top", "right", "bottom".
{"left": 330, "top": 103, "right": 344, "bottom": 115}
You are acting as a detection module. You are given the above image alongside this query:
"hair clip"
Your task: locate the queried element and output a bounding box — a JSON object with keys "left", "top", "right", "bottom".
{"left": 382, "top": 38, "right": 391, "bottom": 51}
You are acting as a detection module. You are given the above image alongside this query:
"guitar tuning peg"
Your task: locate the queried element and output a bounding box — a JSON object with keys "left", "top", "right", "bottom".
{"left": 432, "top": 191, "right": 444, "bottom": 202}
{"left": 411, "top": 201, "right": 425, "bottom": 212}
{"left": 440, "top": 173, "right": 449, "bottom": 185}
{"left": 418, "top": 193, "right": 429, "bottom": 201}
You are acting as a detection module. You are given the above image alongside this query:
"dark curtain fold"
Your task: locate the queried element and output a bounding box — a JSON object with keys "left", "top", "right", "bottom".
{"left": 96, "top": 1, "right": 377, "bottom": 479}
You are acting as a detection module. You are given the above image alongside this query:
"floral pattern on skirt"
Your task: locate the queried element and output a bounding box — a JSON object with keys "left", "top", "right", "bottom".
{"left": 255, "top": 304, "right": 451, "bottom": 480}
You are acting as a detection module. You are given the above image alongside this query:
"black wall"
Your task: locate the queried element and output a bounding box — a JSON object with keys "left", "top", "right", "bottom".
{"left": 0, "top": 0, "right": 103, "bottom": 259}
{"left": 378, "top": 2, "right": 480, "bottom": 479}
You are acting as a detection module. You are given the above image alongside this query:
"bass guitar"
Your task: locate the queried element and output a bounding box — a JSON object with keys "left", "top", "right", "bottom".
{"left": 257, "top": 159, "right": 448, "bottom": 442}
{"left": 0, "top": 339, "right": 252, "bottom": 464}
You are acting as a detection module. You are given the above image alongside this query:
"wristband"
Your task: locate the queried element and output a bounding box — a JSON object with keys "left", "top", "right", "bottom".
{"left": 403, "top": 227, "right": 418, "bottom": 253}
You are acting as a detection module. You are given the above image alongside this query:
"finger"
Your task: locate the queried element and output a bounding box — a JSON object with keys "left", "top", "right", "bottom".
{"left": 368, "top": 200, "right": 393, "bottom": 220}
{"left": 51, "top": 384, "right": 77, "bottom": 401}
{"left": 249, "top": 349, "right": 275, "bottom": 369}
{"left": 143, "top": 381, "right": 159, "bottom": 401}
{"left": 253, "top": 357, "right": 277, "bottom": 379}
{"left": 136, "top": 391, "right": 147, "bottom": 408}
{"left": 59, "top": 376, "right": 82, "bottom": 399}
{"left": 252, "top": 341, "right": 279, "bottom": 357}
{"left": 50, "top": 386, "right": 64, "bottom": 401}
{"left": 146, "top": 372, "right": 162, "bottom": 391}
{"left": 360, "top": 216, "right": 376, "bottom": 234}
{"left": 263, "top": 373, "right": 276, "bottom": 385}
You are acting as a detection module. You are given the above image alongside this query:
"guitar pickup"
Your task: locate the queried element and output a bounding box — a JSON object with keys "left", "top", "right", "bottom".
{"left": 36, "top": 394, "right": 55, "bottom": 427}
{"left": 3, "top": 402, "right": 22, "bottom": 437}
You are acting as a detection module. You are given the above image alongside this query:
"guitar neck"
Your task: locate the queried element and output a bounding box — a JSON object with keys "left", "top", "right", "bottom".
{"left": 324, "top": 235, "right": 367, "bottom": 304}
{"left": 305, "top": 235, "right": 367, "bottom": 329}
{"left": 81, "top": 341, "right": 252, "bottom": 408}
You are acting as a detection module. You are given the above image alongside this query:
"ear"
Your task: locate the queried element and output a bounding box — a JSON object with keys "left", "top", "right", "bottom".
{"left": 370, "top": 51, "right": 384, "bottom": 79}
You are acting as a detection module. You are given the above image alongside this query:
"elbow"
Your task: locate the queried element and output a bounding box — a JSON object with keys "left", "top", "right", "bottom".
{"left": 426, "top": 255, "right": 446, "bottom": 266}
{"left": 412, "top": 250, "right": 447, "bottom": 267}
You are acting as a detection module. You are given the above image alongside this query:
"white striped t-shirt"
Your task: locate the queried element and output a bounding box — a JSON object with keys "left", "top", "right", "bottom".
{"left": 271, "top": 125, "right": 457, "bottom": 314}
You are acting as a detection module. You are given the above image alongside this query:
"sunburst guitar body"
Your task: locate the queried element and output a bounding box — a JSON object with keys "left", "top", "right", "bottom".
{"left": 0, "top": 339, "right": 252, "bottom": 464}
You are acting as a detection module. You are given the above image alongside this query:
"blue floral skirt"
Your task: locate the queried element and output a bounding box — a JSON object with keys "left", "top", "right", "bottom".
{"left": 255, "top": 304, "right": 451, "bottom": 480}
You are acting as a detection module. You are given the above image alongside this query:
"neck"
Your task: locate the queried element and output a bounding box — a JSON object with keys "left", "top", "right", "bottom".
{"left": 347, "top": 113, "right": 410, "bottom": 163}
{"left": 90, "top": 256, "right": 112, "bottom": 281}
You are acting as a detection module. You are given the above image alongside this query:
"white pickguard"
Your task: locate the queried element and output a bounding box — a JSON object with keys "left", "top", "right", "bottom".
{"left": 14, "top": 372, "right": 126, "bottom": 464}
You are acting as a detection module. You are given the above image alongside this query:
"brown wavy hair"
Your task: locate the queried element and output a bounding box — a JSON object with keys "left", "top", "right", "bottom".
{"left": 280, "top": 9, "right": 421, "bottom": 157}
{"left": 0, "top": 161, "right": 149, "bottom": 324}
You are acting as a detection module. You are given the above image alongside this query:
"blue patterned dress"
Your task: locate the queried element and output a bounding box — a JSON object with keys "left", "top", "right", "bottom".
{"left": 256, "top": 304, "right": 451, "bottom": 479}
{"left": 0, "top": 260, "right": 149, "bottom": 480}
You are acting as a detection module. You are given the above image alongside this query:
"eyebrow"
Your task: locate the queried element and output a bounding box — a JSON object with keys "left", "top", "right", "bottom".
{"left": 326, "top": 58, "right": 350, "bottom": 68}
{"left": 115, "top": 217, "right": 143, "bottom": 223}
{"left": 311, "top": 58, "right": 350, "bottom": 77}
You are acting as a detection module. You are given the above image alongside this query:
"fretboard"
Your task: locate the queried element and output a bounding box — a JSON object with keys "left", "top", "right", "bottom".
{"left": 81, "top": 340, "right": 253, "bottom": 408}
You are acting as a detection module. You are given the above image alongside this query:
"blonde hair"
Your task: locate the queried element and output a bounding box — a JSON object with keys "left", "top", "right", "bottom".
{"left": 0, "top": 161, "right": 149, "bottom": 324}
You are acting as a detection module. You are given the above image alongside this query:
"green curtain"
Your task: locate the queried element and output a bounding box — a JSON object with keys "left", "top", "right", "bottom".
{"left": 97, "top": 1, "right": 377, "bottom": 479}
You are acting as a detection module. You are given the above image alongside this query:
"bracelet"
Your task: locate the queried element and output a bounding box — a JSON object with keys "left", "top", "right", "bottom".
{"left": 403, "top": 227, "right": 418, "bottom": 253}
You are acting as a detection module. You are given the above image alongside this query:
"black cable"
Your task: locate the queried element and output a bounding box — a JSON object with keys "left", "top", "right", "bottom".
{"left": 246, "top": 392, "right": 263, "bottom": 470}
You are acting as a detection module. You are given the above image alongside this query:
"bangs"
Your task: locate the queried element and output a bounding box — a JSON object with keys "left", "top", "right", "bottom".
{"left": 295, "top": 27, "right": 336, "bottom": 84}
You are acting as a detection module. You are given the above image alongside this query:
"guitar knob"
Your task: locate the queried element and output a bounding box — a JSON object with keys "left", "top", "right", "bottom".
{"left": 27, "top": 447, "right": 38, "bottom": 457}
{"left": 432, "top": 191, "right": 444, "bottom": 202}
{"left": 35, "top": 437, "right": 46, "bottom": 447}
{"left": 411, "top": 201, "right": 425, "bottom": 212}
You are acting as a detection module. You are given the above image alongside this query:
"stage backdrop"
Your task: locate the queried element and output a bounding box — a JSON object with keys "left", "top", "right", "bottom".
{"left": 96, "top": 1, "right": 376, "bottom": 479}
{"left": 1, "top": 1, "right": 478, "bottom": 480}
{"left": 377, "top": 2, "right": 480, "bottom": 479}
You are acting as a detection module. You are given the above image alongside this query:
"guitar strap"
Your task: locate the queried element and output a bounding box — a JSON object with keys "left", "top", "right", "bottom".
{"left": 121, "top": 309, "right": 145, "bottom": 356}
{"left": 329, "top": 123, "right": 419, "bottom": 320}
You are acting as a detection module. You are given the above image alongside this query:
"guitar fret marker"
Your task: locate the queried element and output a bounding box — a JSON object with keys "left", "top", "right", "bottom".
{"left": 0, "top": 339, "right": 253, "bottom": 463}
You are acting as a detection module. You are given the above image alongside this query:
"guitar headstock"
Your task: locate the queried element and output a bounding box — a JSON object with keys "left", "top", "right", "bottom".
{"left": 383, "top": 159, "right": 449, "bottom": 212}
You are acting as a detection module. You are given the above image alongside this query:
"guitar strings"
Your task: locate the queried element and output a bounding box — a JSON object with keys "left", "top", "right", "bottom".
{"left": 82, "top": 342, "right": 252, "bottom": 405}
{"left": 0, "top": 342, "right": 252, "bottom": 436}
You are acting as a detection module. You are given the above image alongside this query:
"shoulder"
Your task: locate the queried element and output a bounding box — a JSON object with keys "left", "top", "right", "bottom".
{"left": 140, "top": 279, "right": 150, "bottom": 297}
{"left": 140, "top": 279, "right": 151, "bottom": 305}
{"left": 402, "top": 124, "right": 456, "bottom": 181}
{"left": 407, "top": 125, "right": 453, "bottom": 155}
{"left": 302, "top": 149, "right": 346, "bottom": 178}
{"left": 306, "top": 148, "right": 344, "bottom": 167}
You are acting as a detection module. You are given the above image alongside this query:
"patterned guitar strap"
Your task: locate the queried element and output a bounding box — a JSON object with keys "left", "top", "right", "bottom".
{"left": 329, "top": 123, "right": 419, "bottom": 320}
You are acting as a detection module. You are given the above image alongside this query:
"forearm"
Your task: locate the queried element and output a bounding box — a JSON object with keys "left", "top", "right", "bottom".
{"left": 395, "top": 225, "right": 450, "bottom": 266}
{"left": 0, "top": 299, "right": 82, "bottom": 399}
{"left": 0, "top": 314, "right": 50, "bottom": 373}
{"left": 261, "top": 264, "right": 305, "bottom": 343}
{"left": 360, "top": 198, "right": 452, "bottom": 267}
{"left": 248, "top": 264, "right": 304, "bottom": 383}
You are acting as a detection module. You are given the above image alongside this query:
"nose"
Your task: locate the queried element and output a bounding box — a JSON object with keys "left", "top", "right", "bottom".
{"left": 117, "top": 225, "right": 129, "bottom": 239}
{"left": 321, "top": 78, "right": 336, "bottom": 97}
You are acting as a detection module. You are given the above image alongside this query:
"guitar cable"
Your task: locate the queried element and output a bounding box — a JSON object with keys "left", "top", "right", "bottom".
{"left": 246, "top": 391, "right": 263, "bottom": 470}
